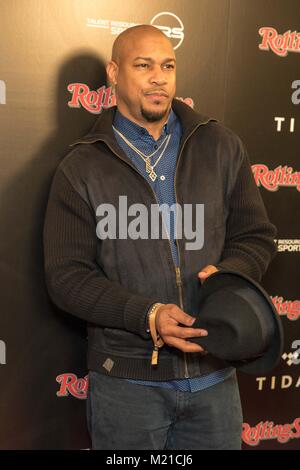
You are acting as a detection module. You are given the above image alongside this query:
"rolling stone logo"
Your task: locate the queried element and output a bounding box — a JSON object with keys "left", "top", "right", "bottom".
{"left": 242, "top": 418, "right": 300, "bottom": 446}
{"left": 68, "top": 83, "right": 194, "bottom": 114}
{"left": 68, "top": 84, "right": 116, "bottom": 114}
{"left": 251, "top": 164, "right": 300, "bottom": 192}
{"left": 272, "top": 296, "right": 300, "bottom": 321}
{"left": 259, "top": 27, "right": 300, "bottom": 56}
{"left": 56, "top": 373, "right": 88, "bottom": 399}
{"left": 54, "top": 374, "right": 300, "bottom": 449}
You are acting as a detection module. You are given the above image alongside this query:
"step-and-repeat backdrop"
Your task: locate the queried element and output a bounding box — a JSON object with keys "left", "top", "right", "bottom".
{"left": 0, "top": 0, "right": 299, "bottom": 449}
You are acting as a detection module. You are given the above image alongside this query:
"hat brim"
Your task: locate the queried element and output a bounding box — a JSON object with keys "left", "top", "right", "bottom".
{"left": 199, "top": 269, "right": 284, "bottom": 375}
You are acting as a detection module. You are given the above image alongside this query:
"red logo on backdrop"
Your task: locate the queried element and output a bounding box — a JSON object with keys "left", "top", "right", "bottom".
{"left": 271, "top": 296, "right": 300, "bottom": 321}
{"left": 176, "top": 96, "right": 194, "bottom": 108}
{"left": 251, "top": 164, "right": 300, "bottom": 191}
{"left": 56, "top": 373, "right": 88, "bottom": 399}
{"left": 259, "top": 27, "right": 300, "bottom": 56}
{"left": 242, "top": 418, "right": 300, "bottom": 446}
{"left": 67, "top": 83, "right": 194, "bottom": 114}
{"left": 68, "top": 84, "right": 116, "bottom": 114}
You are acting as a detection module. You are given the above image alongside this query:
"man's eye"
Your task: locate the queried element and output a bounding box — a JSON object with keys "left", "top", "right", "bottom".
{"left": 135, "top": 63, "right": 149, "bottom": 68}
{"left": 164, "top": 64, "right": 175, "bottom": 69}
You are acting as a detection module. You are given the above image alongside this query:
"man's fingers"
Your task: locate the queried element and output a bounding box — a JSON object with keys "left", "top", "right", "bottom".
{"left": 166, "top": 305, "right": 197, "bottom": 327}
{"left": 197, "top": 265, "right": 218, "bottom": 284}
{"left": 160, "top": 325, "right": 208, "bottom": 339}
{"left": 166, "top": 337, "right": 206, "bottom": 353}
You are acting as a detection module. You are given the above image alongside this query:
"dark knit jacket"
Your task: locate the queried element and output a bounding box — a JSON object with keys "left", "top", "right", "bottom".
{"left": 43, "top": 99, "right": 277, "bottom": 380}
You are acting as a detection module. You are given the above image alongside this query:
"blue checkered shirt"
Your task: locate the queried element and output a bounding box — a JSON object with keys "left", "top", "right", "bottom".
{"left": 113, "top": 109, "right": 234, "bottom": 391}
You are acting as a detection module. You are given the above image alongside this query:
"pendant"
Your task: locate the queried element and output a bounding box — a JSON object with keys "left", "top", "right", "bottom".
{"left": 149, "top": 169, "right": 157, "bottom": 181}
{"left": 145, "top": 159, "right": 157, "bottom": 181}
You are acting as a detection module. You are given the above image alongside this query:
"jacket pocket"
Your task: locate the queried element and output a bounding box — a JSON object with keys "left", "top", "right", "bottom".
{"left": 103, "top": 327, "right": 152, "bottom": 359}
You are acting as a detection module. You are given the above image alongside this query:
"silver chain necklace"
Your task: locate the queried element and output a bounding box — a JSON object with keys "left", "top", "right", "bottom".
{"left": 113, "top": 125, "right": 171, "bottom": 182}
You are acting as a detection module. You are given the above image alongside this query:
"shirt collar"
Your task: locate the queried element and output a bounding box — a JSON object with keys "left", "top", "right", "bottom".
{"left": 113, "top": 108, "right": 177, "bottom": 141}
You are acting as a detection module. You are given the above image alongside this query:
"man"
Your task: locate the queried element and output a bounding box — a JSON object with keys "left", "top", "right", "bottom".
{"left": 43, "top": 25, "right": 277, "bottom": 449}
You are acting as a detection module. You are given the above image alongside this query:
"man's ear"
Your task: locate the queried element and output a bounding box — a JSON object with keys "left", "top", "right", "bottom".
{"left": 106, "top": 60, "right": 118, "bottom": 86}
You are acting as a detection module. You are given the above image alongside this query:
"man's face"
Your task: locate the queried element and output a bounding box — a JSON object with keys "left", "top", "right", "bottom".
{"left": 108, "top": 32, "right": 176, "bottom": 124}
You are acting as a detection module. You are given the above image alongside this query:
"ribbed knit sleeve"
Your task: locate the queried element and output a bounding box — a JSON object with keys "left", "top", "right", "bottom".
{"left": 43, "top": 166, "right": 157, "bottom": 339}
{"left": 216, "top": 145, "right": 277, "bottom": 281}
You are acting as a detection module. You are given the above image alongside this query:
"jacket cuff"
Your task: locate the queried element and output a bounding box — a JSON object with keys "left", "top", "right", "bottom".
{"left": 124, "top": 296, "right": 159, "bottom": 340}
{"left": 215, "top": 256, "right": 262, "bottom": 282}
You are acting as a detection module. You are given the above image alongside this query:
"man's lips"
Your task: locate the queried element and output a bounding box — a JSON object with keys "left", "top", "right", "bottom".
{"left": 144, "top": 92, "right": 169, "bottom": 100}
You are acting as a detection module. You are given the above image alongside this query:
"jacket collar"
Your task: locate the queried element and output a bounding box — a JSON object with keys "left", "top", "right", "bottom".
{"left": 113, "top": 107, "right": 178, "bottom": 141}
{"left": 70, "top": 99, "right": 217, "bottom": 149}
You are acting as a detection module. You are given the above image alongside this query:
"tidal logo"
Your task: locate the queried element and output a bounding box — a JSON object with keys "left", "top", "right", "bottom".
{"left": 274, "top": 117, "right": 296, "bottom": 132}
{"left": 0, "top": 340, "right": 6, "bottom": 365}
{"left": 0, "top": 80, "right": 6, "bottom": 105}
{"left": 256, "top": 374, "right": 300, "bottom": 391}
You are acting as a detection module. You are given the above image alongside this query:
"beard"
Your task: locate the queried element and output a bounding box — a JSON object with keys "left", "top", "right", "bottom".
{"left": 140, "top": 103, "right": 170, "bottom": 122}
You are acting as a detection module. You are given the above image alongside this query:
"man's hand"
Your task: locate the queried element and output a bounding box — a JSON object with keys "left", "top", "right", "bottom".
{"left": 197, "top": 264, "right": 218, "bottom": 284}
{"left": 155, "top": 304, "right": 208, "bottom": 353}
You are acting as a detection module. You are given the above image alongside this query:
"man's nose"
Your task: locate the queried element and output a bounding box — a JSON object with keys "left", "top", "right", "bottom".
{"left": 149, "top": 66, "right": 167, "bottom": 85}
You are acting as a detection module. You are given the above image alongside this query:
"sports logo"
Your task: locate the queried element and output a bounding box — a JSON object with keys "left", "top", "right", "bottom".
{"left": 150, "top": 12, "right": 184, "bottom": 50}
{"left": 274, "top": 240, "right": 300, "bottom": 253}
{"left": 86, "top": 12, "right": 185, "bottom": 50}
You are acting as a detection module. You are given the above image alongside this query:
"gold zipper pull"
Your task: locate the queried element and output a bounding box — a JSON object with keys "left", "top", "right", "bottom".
{"left": 151, "top": 346, "right": 159, "bottom": 366}
{"left": 175, "top": 266, "right": 182, "bottom": 286}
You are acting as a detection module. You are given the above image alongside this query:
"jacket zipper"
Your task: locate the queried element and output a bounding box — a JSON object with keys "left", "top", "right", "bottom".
{"left": 174, "top": 265, "right": 188, "bottom": 376}
{"left": 172, "top": 119, "right": 213, "bottom": 377}
{"left": 75, "top": 118, "right": 213, "bottom": 378}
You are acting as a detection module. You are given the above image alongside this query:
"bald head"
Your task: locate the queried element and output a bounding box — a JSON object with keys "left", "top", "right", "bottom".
{"left": 111, "top": 25, "right": 174, "bottom": 63}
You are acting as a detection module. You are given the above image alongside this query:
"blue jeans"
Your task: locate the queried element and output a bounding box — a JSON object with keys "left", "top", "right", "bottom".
{"left": 86, "top": 370, "right": 243, "bottom": 450}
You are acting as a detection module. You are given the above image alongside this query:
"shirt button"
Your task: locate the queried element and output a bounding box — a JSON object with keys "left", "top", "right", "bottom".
{"left": 160, "top": 175, "right": 166, "bottom": 181}
{"left": 154, "top": 145, "right": 158, "bottom": 150}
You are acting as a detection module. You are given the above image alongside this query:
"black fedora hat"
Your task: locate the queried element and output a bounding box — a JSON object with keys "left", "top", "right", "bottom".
{"left": 190, "top": 269, "right": 284, "bottom": 375}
